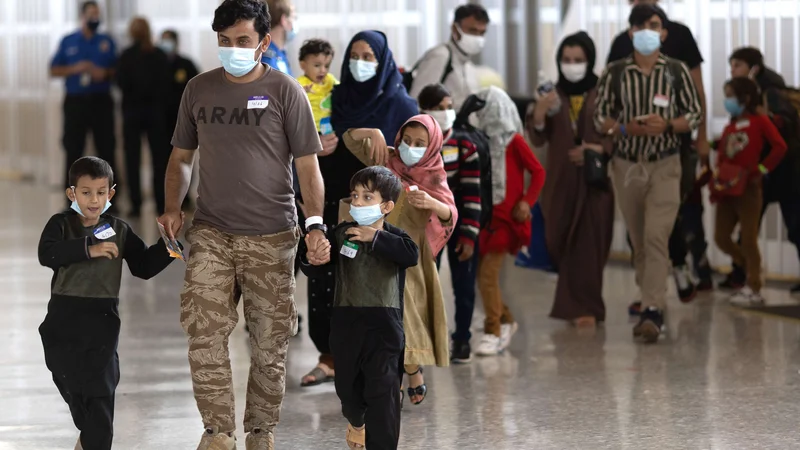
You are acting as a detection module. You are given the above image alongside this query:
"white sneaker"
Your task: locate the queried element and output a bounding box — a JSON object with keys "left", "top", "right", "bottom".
{"left": 475, "top": 334, "right": 502, "bottom": 356}
{"left": 499, "top": 322, "right": 518, "bottom": 350}
{"left": 729, "top": 287, "right": 765, "bottom": 306}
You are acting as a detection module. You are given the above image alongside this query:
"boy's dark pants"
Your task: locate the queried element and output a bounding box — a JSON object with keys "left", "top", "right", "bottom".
{"left": 39, "top": 296, "right": 121, "bottom": 450}
{"left": 330, "top": 308, "right": 404, "bottom": 450}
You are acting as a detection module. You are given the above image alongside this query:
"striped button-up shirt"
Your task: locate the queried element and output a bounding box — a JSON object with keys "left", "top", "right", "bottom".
{"left": 594, "top": 55, "right": 702, "bottom": 161}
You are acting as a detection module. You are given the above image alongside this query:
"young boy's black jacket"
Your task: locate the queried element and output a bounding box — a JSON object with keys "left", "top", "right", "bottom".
{"left": 37, "top": 211, "right": 176, "bottom": 397}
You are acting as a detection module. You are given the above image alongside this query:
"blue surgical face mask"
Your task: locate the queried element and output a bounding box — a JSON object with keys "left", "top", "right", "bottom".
{"left": 350, "top": 203, "right": 385, "bottom": 226}
{"left": 158, "top": 39, "right": 176, "bottom": 54}
{"left": 218, "top": 47, "right": 260, "bottom": 77}
{"left": 70, "top": 186, "right": 114, "bottom": 217}
{"left": 398, "top": 141, "right": 427, "bottom": 167}
{"left": 349, "top": 59, "right": 378, "bottom": 82}
{"left": 286, "top": 22, "right": 298, "bottom": 42}
{"left": 632, "top": 29, "right": 661, "bottom": 56}
{"left": 724, "top": 97, "right": 745, "bottom": 117}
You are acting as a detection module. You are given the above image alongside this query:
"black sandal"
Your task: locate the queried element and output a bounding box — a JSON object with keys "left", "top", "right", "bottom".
{"left": 405, "top": 367, "right": 427, "bottom": 405}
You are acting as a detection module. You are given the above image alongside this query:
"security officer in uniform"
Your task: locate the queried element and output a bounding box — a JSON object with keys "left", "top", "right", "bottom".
{"left": 50, "top": 1, "right": 117, "bottom": 193}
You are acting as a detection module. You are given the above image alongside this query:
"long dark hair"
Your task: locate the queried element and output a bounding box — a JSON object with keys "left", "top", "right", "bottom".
{"left": 725, "top": 77, "right": 761, "bottom": 114}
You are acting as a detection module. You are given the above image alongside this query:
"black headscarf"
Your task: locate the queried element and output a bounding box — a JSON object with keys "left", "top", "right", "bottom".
{"left": 556, "top": 31, "right": 599, "bottom": 96}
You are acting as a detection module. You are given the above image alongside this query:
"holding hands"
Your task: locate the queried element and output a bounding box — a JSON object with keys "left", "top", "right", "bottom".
{"left": 305, "top": 232, "right": 331, "bottom": 266}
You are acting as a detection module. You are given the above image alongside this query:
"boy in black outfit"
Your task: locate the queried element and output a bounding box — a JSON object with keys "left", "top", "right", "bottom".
{"left": 37, "top": 156, "right": 179, "bottom": 450}
{"left": 300, "top": 166, "right": 418, "bottom": 450}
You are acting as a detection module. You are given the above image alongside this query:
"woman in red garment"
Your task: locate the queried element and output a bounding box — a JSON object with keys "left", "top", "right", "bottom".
{"left": 473, "top": 86, "right": 546, "bottom": 357}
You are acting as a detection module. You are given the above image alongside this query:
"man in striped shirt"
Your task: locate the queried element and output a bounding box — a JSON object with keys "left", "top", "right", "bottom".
{"left": 419, "top": 84, "right": 482, "bottom": 363}
{"left": 595, "top": 3, "right": 702, "bottom": 344}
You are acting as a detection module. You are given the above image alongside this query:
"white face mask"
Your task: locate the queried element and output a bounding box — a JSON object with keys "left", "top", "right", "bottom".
{"left": 455, "top": 25, "right": 485, "bottom": 56}
{"left": 561, "top": 62, "right": 587, "bottom": 83}
{"left": 426, "top": 109, "right": 457, "bottom": 132}
{"left": 349, "top": 59, "right": 378, "bottom": 82}
{"left": 398, "top": 142, "right": 427, "bottom": 166}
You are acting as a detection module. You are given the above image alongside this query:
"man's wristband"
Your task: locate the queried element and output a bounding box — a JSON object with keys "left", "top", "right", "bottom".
{"left": 758, "top": 164, "right": 768, "bottom": 175}
{"left": 305, "top": 216, "right": 323, "bottom": 230}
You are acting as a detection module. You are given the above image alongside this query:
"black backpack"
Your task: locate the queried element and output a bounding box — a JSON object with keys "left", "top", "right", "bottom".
{"left": 402, "top": 46, "right": 453, "bottom": 92}
{"left": 451, "top": 94, "right": 493, "bottom": 229}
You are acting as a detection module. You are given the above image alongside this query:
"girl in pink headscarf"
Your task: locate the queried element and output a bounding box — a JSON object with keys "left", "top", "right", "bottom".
{"left": 343, "top": 114, "right": 457, "bottom": 407}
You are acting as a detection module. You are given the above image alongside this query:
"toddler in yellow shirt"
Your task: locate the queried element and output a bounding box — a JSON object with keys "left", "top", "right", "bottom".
{"left": 297, "top": 39, "right": 338, "bottom": 135}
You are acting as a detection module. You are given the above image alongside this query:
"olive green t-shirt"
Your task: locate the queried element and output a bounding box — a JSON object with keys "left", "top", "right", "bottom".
{"left": 172, "top": 65, "right": 322, "bottom": 235}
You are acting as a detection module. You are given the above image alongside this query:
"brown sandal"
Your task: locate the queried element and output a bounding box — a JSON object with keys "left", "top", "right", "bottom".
{"left": 300, "top": 366, "right": 334, "bottom": 387}
{"left": 346, "top": 424, "right": 365, "bottom": 449}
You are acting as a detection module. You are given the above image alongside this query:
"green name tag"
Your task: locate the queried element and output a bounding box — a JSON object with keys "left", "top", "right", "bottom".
{"left": 340, "top": 240, "right": 359, "bottom": 259}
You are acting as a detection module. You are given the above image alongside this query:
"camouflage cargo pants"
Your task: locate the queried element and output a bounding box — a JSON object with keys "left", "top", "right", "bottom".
{"left": 181, "top": 224, "right": 300, "bottom": 434}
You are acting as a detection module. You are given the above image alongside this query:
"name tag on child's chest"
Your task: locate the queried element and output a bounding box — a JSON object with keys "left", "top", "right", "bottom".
{"left": 653, "top": 94, "right": 670, "bottom": 108}
{"left": 736, "top": 119, "right": 751, "bottom": 130}
{"left": 340, "top": 241, "right": 358, "bottom": 259}
{"left": 247, "top": 96, "right": 269, "bottom": 109}
{"left": 94, "top": 223, "right": 116, "bottom": 240}
{"left": 442, "top": 146, "right": 459, "bottom": 163}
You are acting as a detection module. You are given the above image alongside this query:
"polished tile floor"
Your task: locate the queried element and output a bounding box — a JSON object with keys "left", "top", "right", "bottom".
{"left": 2, "top": 183, "right": 800, "bottom": 450}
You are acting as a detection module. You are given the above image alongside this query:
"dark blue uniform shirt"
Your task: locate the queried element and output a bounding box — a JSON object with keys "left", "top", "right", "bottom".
{"left": 51, "top": 31, "right": 117, "bottom": 95}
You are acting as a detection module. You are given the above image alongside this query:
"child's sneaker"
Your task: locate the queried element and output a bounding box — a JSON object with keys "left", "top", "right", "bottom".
{"left": 245, "top": 428, "right": 274, "bottom": 450}
{"left": 499, "top": 322, "right": 518, "bottom": 350}
{"left": 450, "top": 340, "right": 472, "bottom": 364}
{"left": 729, "top": 287, "right": 765, "bottom": 306}
{"left": 197, "top": 428, "right": 236, "bottom": 450}
{"left": 475, "top": 334, "right": 502, "bottom": 356}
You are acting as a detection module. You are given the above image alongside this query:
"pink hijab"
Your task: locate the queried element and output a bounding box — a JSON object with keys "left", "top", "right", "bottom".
{"left": 386, "top": 114, "right": 458, "bottom": 257}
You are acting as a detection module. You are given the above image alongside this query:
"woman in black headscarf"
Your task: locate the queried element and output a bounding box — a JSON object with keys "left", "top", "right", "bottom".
{"left": 527, "top": 31, "right": 615, "bottom": 327}
{"left": 301, "top": 30, "right": 418, "bottom": 387}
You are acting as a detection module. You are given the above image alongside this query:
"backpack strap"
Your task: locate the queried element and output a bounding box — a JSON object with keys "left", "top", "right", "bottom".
{"left": 608, "top": 59, "right": 628, "bottom": 120}
{"left": 664, "top": 57, "right": 686, "bottom": 103}
{"left": 440, "top": 46, "right": 454, "bottom": 84}
{"left": 410, "top": 45, "right": 454, "bottom": 86}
